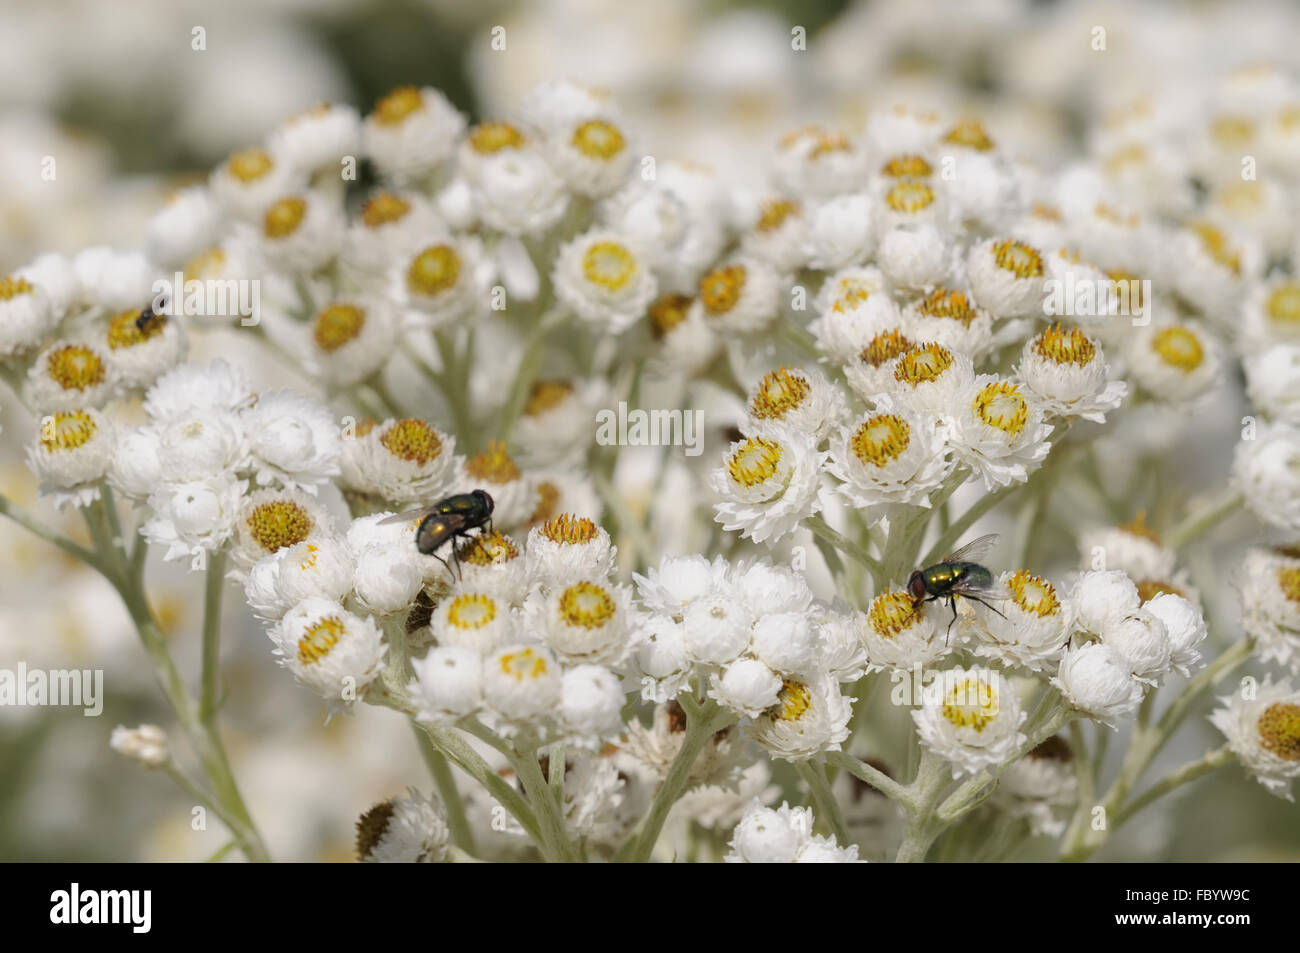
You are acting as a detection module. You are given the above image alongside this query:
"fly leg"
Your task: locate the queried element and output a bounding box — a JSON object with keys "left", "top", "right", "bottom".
{"left": 945, "top": 595, "right": 958, "bottom": 645}
{"left": 965, "top": 595, "right": 1007, "bottom": 620}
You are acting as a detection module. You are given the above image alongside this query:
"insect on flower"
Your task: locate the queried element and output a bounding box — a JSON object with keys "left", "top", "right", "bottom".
{"left": 378, "top": 489, "right": 495, "bottom": 577}
{"left": 908, "top": 533, "right": 1010, "bottom": 642}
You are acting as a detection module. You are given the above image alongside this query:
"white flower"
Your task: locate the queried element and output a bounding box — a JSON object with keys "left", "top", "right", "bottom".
{"left": 143, "top": 472, "right": 248, "bottom": 563}
{"left": 971, "top": 570, "right": 1073, "bottom": 673}
{"left": 1170, "top": 222, "right": 1252, "bottom": 323}
{"left": 1017, "top": 324, "right": 1126, "bottom": 423}
{"left": 270, "top": 597, "right": 386, "bottom": 705}
{"left": 967, "top": 238, "right": 1049, "bottom": 318}
{"left": 525, "top": 514, "right": 616, "bottom": 588}
{"left": 268, "top": 103, "right": 361, "bottom": 177}
{"left": 209, "top": 147, "right": 300, "bottom": 220}
{"left": 993, "top": 735, "right": 1078, "bottom": 837}
{"left": 26, "top": 341, "right": 119, "bottom": 413}
{"left": 1125, "top": 321, "right": 1222, "bottom": 407}
{"left": 1071, "top": 570, "right": 1142, "bottom": 636}
{"left": 429, "top": 589, "right": 519, "bottom": 657}
{"left": 827, "top": 400, "right": 953, "bottom": 519}
{"left": 461, "top": 122, "right": 568, "bottom": 236}
{"left": 682, "top": 590, "right": 754, "bottom": 664}
{"left": 862, "top": 589, "right": 955, "bottom": 671}
{"left": 732, "top": 558, "right": 815, "bottom": 616}
{"left": 1238, "top": 277, "right": 1300, "bottom": 356}
{"left": 1232, "top": 422, "right": 1300, "bottom": 531}
{"left": 0, "top": 273, "right": 57, "bottom": 355}
{"left": 635, "top": 615, "right": 691, "bottom": 701}
{"left": 802, "top": 193, "right": 875, "bottom": 271}
{"left": 744, "top": 365, "right": 846, "bottom": 442}
{"left": 155, "top": 409, "right": 247, "bottom": 482}
{"left": 1076, "top": 522, "right": 1177, "bottom": 583}
{"left": 877, "top": 223, "right": 952, "bottom": 290}
{"left": 13, "top": 254, "right": 78, "bottom": 319}
{"left": 110, "top": 426, "right": 164, "bottom": 500}
{"left": 553, "top": 229, "right": 657, "bottom": 335}
{"left": 750, "top": 676, "right": 852, "bottom": 762}
{"left": 544, "top": 113, "right": 635, "bottom": 198}
{"left": 363, "top": 86, "right": 465, "bottom": 184}
{"left": 902, "top": 287, "right": 995, "bottom": 360}
{"left": 528, "top": 579, "right": 635, "bottom": 667}
{"left": 815, "top": 606, "right": 869, "bottom": 683}
{"left": 232, "top": 486, "right": 334, "bottom": 569}
{"left": 143, "top": 359, "right": 255, "bottom": 424}
{"left": 1102, "top": 609, "right": 1173, "bottom": 684}
{"left": 410, "top": 646, "right": 483, "bottom": 724}
{"left": 710, "top": 422, "right": 826, "bottom": 545}
{"left": 740, "top": 198, "right": 809, "bottom": 272}
{"left": 109, "top": 724, "right": 169, "bottom": 768}
{"left": 73, "top": 247, "right": 158, "bottom": 313}
{"left": 356, "top": 789, "right": 450, "bottom": 863}
{"left": 347, "top": 511, "right": 450, "bottom": 588}
{"left": 795, "top": 835, "right": 863, "bottom": 863}
{"left": 254, "top": 192, "right": 346, "bottom": 274}
{"left": 245, "top": 534, "right": 355, "bottom": 622}
{"left": 710, "top": 658, "right": 783, "bottom": 717}
{"left": 913, "top": 668, "right": 1028, "bottom": 777}
{"left": 483, "top": 644, "right": 563, "bottom": 727}
{"left": 559, "top": 665, "right": 626, "bottom": 746}
{"left": 1210, "top": 675, "right": 1300, "bottom": 800}
{"left": 352, "top": 544, "right": 424, "bottom": 615}
{"left": 341, "top": 191, "right": 443, "bottom": 286}
{"left": 692, "top": 259, "right": 779, "bottom": 335}
{"left": 750, "top": 612, "right": 820, "bottom": 677}
{"left": 394, "top": 237, "right": 486, "bottom": 329}
{"left": 633, "top": 553, "right": 729, "bottom": 618}
{"left": 725, "top": 801, "right": 811, "bottom": 863}
{"left": 339, "top": 417, "right": 459, "bottom": 507}
{"left": 810, "top": 266, "right": 902, "bottom": 365}
{"left": 946, "top": 376, "right": 1052, "bottom": 490}
{"left": 145, "top": 187, "right": 220, "bottom": 269}
{"left": 1245, "top": 345, "right": 1300, "bottom": 424}
{"left": 885, "top": 342, "right": 974, "bottom": 417}
{"left": 1052, "top": 642, "right": 1145, "bottom": 725}
{"left": 1238, "top": 547, "right": 1300, "bottom": 674}
{"left": 514, "top": 378, "right": 608, "bottom": 470}
{"left": 101, "top": 307, "right": 187, "bottom": 391}
{"left": 304, "top": 297, "right": 400, "bottom": 387}
{"left": 1144, "top": 593, "right": 1208, "bottom": 677}
{"left": 453, "top": 530, "right": 529, "bottom": 604}
{"left": 27, "top": 409, "right": 115, "bottom": 509}
{"left": 772, "top": 126, "right": 869, "bottom": 199}
{"left": 241, "top": 390, "right": 341, "bottom": 492}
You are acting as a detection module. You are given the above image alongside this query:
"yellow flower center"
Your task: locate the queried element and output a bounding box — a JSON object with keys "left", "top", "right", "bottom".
{"left": 831, "top": 278, "right": 873, "bottom": 313}
{"left": 380, "top": 419, "right": 444, "bottom": 465}
{"left": 246, "top": 500, "right": 313, "bottom": 553}
{"left": 528, "top": 482, "right": 561, "bottom": 526}
{"left": 973, "top": 380, "right": 1030, "bottom": 437}
{"left": 1007, "top": 570, "right": 1060, "bottom": 617}
{"left": 465, "top": 440, "right": 521, "bottom": 483}
{"left": 184, "top": 247, "right": 226, "bottom": 284}
{"left": 769, "top": 679, "right": 813, "bottom": 722}
{"left": 361, "top": 192, "right": 412, "bottom": 228}
{"left": 1210, "top": 115, "right": 1254, "bottom": 147}
{"left": 46, "top": 345, "right": 106, "bottom": 391}
{"left": 297, "top": 543, "right": 320, "bottom": 571}
{"left": 1151, "top": 325, "right": 1205, "bottom": 372}
{"left": 850, "top": 414, "right": 911, "bottom": 468}
{"left": 571, "top": 119, "right": 625, "bottom": 159}
{"left": 1257, "top": 702, "right": 1300, "bottom": 761}
{"left": 372, "top": 86, "right": 424, "bottom": 126}
{"left": 726, "top": 437, "right": 783, "bottom": 488}
{"left": 499, "top": 647, "right": 547, "bottom": 680}
{"left": 894, "top": 342, "right": 955, "bottom": 387}
{"left": 699, "top": 265, "right": 746, "bottom": 316}
{"left": 992, "top": 239, "right": 1044, "bottom": 278}
{"left": 541, "top": 513, "right": 598, "bottom": 545}
{"left": 809, "top": 133, "right": 852, "bottom": 158}
{"left": 1095, "top": 203, "right": 1140, "bottom": 227}
{"left": 447, "top": 593, "right": 498, "bottom": 629}
{"left": 558, "top": 581, "right": 616, "bottom": 629}
{"left": 881, "top": 154, "right": 933, "bottom": 177}
{"left": 649, "top": 294, "right": 692, "bottom": 338}
{"left": 1122, "top": 510, "right": 1161, "bottom": 543}
{"left": 1033, "top": 324, "right": 1096, "bottom": 366}
{"left": 1192, "top": 223, "right": 1241, "bottom": 275}
{"left": 1216, "top": 181, "right": 1262, "bottom": 215}
{"left": 885, "top": 180, "right": 936, "bottom": 213}
{"left": 1136, "top": 580, "right": 1186, "bottom": 603}
{"left": 313, "top": 303, "right": 366, "bottom": 353}
{"left": 525, "top": 379, "right": 573, "bottom": 416}
{"left": 460, "top": 530, "right": 520, "bottom": 566}
{"left": 264, "top": 197, "right": 306, "bottom": 239}
{"left": 868, "top": 591, "right": 920, "bottom": 639}
{"left": 407, "top": 245, "right": 461, "bottom": 296}
{"left": 40, "top": 410, "right": 98, "bottom": 452}
{"left": 756, "top": 199, "right": 800, "bottom": 232}
{"left": 918, "top": 288, "right": 978, "bottom": 327}
{"left": 226, "top": 148, "right": 273, "bottom": 183}
{"left": 469, "top": 121, "right": 526, "bottom": 154}
{"left": 0, "top": 276, "right": 34, "bottom": 300}
{"left": 1032, "top": 203, "right": 1063, "bottom": 222}
{"left": 942, "top": 678, "right": 999, "bottom": 731}
{"left": 860, "top": 329, "right": 913, "bottom": 368}
{"left": 750, "top": 367, "right": 810, "bottom": 420}
{"left": 298, "top": 616, "right": 345, "bottom": 665}
{"left": 1266, "top": 283, "right": 1300, "bottom": 325}
{"left": 943, "top": 120, "right": 994, "bottom": 151}
{"left": 106, "top": 309, "right": 168, "bottom": 350}
{"left": 581, "top": 240, "right": 636, "bottom": 291}
{"left": 1276, "top": 567, "right": 1300, "bottom": 606}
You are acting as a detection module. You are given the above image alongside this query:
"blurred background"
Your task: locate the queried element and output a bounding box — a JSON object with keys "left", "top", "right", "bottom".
{"left": 2, "top": 0, "right": 1298, "bottom": 861}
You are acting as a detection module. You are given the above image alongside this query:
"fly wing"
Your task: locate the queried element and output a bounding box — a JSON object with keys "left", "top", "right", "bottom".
{"left": 376, "top": 506, "right": 436, "bottom": 526}
{"left": 946, "top": 533, "right": 1000, "bottom": 565}
{"left": 951, "top": 576, "right": 1013, "bottom": 601}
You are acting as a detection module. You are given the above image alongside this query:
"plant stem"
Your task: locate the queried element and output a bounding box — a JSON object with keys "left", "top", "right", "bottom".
{"left": 823, "top": 751, "right": 910, "bottom": 803}
{"left": 799, "top": 759, "right": 851, "bottom": 845}
{"left": 1164, "top": 491, "right": 1243, "bottom": 549}
{"left": 412, "top": 722, "right": 475, "bottom": 854}
{"left": 199, "top": 549, "right": 228, "bottom": 726}
{"left": 806, "top": 514, "right": 886, "bottom": 590}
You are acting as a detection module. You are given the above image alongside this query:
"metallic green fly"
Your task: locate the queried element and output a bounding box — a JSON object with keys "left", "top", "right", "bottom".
{"left": 907, "top": 533, "right": 1010, "bottom": 642}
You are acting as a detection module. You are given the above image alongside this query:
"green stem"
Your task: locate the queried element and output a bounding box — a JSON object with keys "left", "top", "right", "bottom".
{"left": 0, "top": 492, "right": 102, "bottom": 567}
{"left": 1109, "top": 745, "right": 1232, "bottom": 830}
{"left": 412, "top": 722, "right": 475, "bottom": 854}
{"left": 799, "top": 759, "right": 851, "bottom": 845}
{"left": 498, "top": 307, "right": 567, "bottom": 443}
{"left": 199, "top": 549, "right": 228, "bottom": 726}
{"left": 823, "top": 751, "right": 909, "bottom": 803}
{"left": 418, "top": 723, "right": 542, "bottom": 846}
{"left": 1164, "top": 491, "right": 1243, "bottom": 549}
{"left": 806, "top": 514, "right": 886, "bottom": 590}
